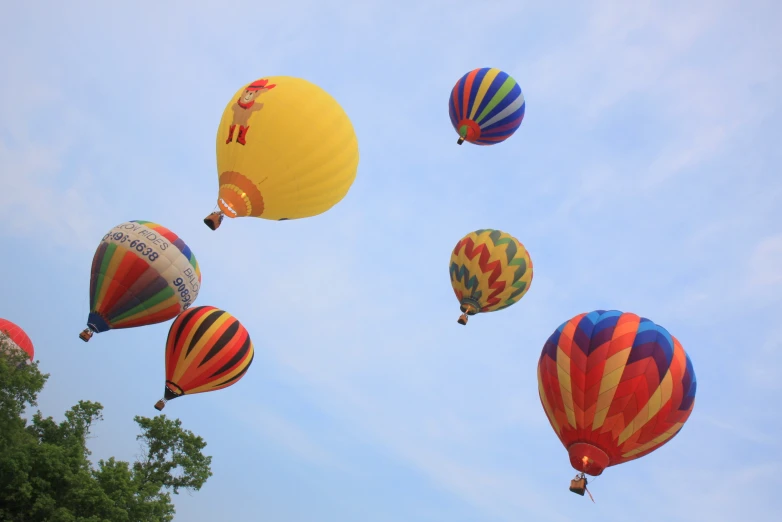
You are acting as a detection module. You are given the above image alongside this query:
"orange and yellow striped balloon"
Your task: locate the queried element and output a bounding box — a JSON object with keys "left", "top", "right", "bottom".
{"left": 449, "top": 229, "right": 533, "bottom": 325}
{"left": 537, "top": 310, "right": 697, "bottom": 479}
{"left": 154, "top": 306, "right": 254, "bottom": 410}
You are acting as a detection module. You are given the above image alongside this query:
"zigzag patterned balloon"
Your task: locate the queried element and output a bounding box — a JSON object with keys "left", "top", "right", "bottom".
{"left": 537, "top": 310, "right": 697, "bottom": 480}
{"left": 449, "top": 229, "right": 533, "bottom": 325}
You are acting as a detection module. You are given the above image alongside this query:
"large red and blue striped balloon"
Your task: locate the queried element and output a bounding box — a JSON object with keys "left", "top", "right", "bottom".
{"left": 449, "top": 67, "right": 526, "bottom": 146}
{"left": 537, "top": 310, "right": 697, "bottom": 478}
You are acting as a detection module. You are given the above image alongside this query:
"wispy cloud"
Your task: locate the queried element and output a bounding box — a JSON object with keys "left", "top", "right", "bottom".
{"left": 743, "top": 324, "right": 782, "bottom": 391}
{"left": 525, "top": 0, "right": 778, "bottom": 198}
{"left": 747, "top": 234, "right": 782, "bottom": 289}
{"left": 644, "top": 461, "right": 780, "bottom": 521}
{"left": 0, "top": 132, "right": 109, "bottom": 252}
{"left": 699, "top": 413, "right": 777, "bottom": 446}
{"left": 222, "top": 398, "right": 340, "bottom": 469}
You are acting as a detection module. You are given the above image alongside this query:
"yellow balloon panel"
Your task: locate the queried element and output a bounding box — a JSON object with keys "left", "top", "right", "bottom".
{"left": 215, "top": 76, "right": 359, "bottom": 221}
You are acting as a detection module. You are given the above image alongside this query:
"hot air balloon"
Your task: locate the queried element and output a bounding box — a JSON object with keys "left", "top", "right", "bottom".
{"left": 537, "top": 310, "right": 697, "bottom": 497}
{"left": 0, "top": 318, "right": 34, "bottom": 364}
{"left": 79, "top": 220, "right": 202, "bottom": 342}
{"left": 449, "top": 67, "right": 526, "bottom": 146}
{"left": 449, "top": 229, "right": 533, "bottom": 325}
{"left": 154, "top": 306, "right": 254, "bottom": 410}
{"left": 203, "top": 76, "right": 360, "bottom": 230}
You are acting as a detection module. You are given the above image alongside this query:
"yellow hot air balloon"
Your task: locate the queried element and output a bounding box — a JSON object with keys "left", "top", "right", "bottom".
{"left": 204, "top": 76, "right": 360, "bottom": 230}
{"left": 449, "top": 229, "right": 533, "bottom": 325}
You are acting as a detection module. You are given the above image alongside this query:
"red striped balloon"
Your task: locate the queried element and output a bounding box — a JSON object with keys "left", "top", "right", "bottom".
{"left": 537, "top": 310, "right": 696, "bottom": 478}
{"left": 155, "top": 306, "right": 254, "bottom": 410}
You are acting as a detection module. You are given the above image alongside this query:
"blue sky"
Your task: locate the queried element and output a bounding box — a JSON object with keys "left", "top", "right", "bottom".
{"left": 1, "top": 0, "right": 780, "bottom": 520}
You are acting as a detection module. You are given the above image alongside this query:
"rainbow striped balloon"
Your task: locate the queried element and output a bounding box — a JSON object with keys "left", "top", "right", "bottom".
{"left": 537, "top": 310, "right": 697, "bottom": 479}
{"left": 449, "top": 229, "right": 533, "bottom": 325}
{"left": 448, "top": 67, "right": 526, "bottom": 146}
{"left": 80, "top": 220, "right": 202, "bottom": 342}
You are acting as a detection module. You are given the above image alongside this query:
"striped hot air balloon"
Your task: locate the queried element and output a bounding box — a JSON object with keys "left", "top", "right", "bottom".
{"left": 154, "top": 306, "right": 254, "bottom": 411}
{"left": 449, "top": 229, "right": 533, "bottom": 325}
{"left": 80, "top": 220, "right": 201, "bottom": 342}
{"left": 448, "top": 67, "right": 526, "bottom": 146}
{"left": 537, "top": 310, "right": 697, "bottom": 497}
{"left": 0, "top": 318, "right": 34, "bottom": 364}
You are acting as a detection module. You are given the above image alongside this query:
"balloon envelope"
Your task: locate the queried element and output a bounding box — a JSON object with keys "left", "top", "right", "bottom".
{"left": 206, "top": 76, "right": 359, "bottom": 229}
{"left": 449, "top": 229, "right": 533, "bottom": 325}
{"left": 155, "top": 306, "right": 254, "bottom": 410}
{"left": 0, "top": 318, "right": 34, "bottom": 361}
{"left": 80, "top": 220, "right": 201, "bottom": 342}
{"left": 537, "top": 310, "right": 697, "bottom": 477}
{"left": 449, "top": 67, "right": 525, "bottom": 145}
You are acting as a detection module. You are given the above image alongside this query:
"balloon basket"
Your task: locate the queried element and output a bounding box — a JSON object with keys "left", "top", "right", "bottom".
{"left": 154, "top": 399, "right": 166, "bottom": 411}
{"left": 79, "top": 329, "right": 93, "bottom": 342}
{"left": 203, "top": 212, "right": 224, "bottom": 231}
{"left": 457, "top": 313, "right": 468, "bottom": 325}
{"left": 569, "top": 473, "right": 594, "bottom": 502}
{"left": 457, "top": 137, "right": 465, "bottom": 145}
{"left": 569, "top": 474, "right": 587, "bottom": 496}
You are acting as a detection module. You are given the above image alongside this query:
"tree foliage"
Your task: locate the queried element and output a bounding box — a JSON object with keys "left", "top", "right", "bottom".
{"left": 0, "top": 340, "right": 213, "bottom": 521}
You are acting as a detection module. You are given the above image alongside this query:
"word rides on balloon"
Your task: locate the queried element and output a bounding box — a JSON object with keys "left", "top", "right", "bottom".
{"left": 103, "top": 221, "right": 173, "bottom": 250}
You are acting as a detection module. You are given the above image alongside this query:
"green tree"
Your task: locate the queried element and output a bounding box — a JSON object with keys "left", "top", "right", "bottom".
{"left": 0, "top": 339, "right": 213, "bottom": 521}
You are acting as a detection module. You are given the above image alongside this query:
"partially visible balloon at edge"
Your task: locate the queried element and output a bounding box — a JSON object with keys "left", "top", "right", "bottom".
{"left": 0, "top": 318, "right": 34, "bottom": 363}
